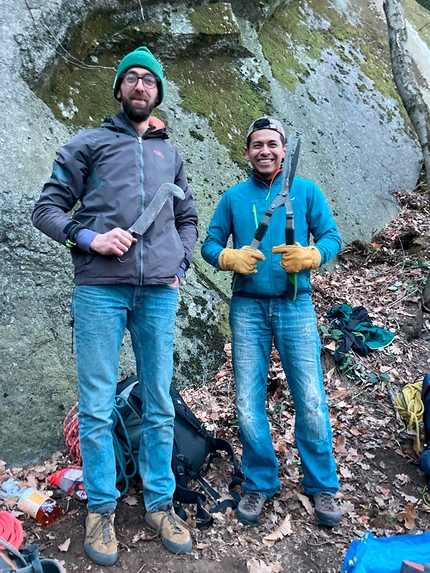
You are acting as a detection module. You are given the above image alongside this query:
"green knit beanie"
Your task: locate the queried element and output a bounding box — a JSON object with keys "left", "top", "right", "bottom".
{"left": 113, "top": 46, "right": 165, "bottom": 104}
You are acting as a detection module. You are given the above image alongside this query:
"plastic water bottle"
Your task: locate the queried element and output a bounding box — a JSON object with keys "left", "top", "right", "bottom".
{"left": 0, "top": 478, "right": 62, "bottom": 526}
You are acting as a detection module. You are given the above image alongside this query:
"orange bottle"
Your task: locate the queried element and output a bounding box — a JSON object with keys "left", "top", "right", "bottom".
{"left": 0, "top": 478, "right": 62, "bottom": 526}
{"left": 17, "top": 487, "right": 62, "bottom": 526}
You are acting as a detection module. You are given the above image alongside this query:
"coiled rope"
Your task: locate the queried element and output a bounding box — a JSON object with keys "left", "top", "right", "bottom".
{"left": 0, "top": 511, "right": 24, "bottom": 550}
{"left": 394, "top": 377, "right": 424, "bottom": 451}
{"left": 63, "top": 398, "right": 137, "bottom": 495}
{"left": 111, "top": 395, "right": 138, "bottom": 494}
{"left": 63, "top": 403, "right": 81, "bottom": 465}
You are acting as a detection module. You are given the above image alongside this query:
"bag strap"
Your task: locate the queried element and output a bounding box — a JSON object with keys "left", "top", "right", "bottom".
{"left": 20, "top": 546, "right": 44, "bottom": 573}
{"left": 210, "top": 436, "right": 244, "bottom": 502}
{"left": 173, "top": 485, "right": 214, "bottom": 529}
{"left": 0, "top": 536, "right": 27, "bottom": 570}
{"left": 172, "top": 436, "right": 244, "bottom": 528}
{"left": 0, "top": 537, "right": 65, "bottom": 573}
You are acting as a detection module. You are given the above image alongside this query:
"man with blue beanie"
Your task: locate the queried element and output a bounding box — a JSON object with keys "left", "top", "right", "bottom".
{"left": 32, "top": 46, "right": 197, "bottom": 565}
{"left": 201, "top": 117, "right": 342, "bottom": 529}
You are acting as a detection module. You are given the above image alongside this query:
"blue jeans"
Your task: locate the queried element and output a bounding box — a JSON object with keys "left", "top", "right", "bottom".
{"left": 229, "top": 294, "right": 339, "bottom": 498}
{"left": 72, "top": 284, "right": 178, "bottom": 514}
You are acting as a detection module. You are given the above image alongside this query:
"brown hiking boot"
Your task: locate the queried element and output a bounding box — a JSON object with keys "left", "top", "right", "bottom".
{"left": 145, "top": 506, "right": 192, "bottom": 554}
{"left": 84, "top": 512, "right": 118, "bottom": 566}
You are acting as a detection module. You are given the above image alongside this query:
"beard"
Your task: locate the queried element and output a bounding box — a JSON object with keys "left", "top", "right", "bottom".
{"left": 121, "top": 93, "right": 157, "bottom": 123}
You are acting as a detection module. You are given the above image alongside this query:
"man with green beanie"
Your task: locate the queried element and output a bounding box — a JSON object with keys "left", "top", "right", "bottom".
{"left": 32, "top": 46, "right": 197, "bottom": 565}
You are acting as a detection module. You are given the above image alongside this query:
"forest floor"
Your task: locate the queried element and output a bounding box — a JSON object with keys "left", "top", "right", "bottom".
{"left": 1, "top": 177, "right": 430, "bottom": 573}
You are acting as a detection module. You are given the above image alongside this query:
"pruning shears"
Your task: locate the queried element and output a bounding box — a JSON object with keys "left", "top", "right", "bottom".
{"left": 233, "top": 135, "right": 301, "bottom": 299}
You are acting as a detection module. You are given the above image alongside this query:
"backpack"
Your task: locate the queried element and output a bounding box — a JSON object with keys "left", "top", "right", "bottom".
{"left": 0, "top": 537, "right": 64, "bottom": 573}
{"left": 113, "top": 375, "right": 243, "bottom": 528}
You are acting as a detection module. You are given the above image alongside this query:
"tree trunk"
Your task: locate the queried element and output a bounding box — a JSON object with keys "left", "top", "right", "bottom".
{"left": 383, "top": 0, "right": 430, "bottom": 191}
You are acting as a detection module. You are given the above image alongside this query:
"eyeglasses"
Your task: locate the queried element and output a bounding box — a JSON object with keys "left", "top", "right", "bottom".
{"left": 122, "top": 72, "right": 158, "bottom": 89}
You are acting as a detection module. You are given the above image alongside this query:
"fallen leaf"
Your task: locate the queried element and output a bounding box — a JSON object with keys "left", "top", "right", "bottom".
{"left": 58, "top": 538, "right": 71, "bottom": 552}
{"left": 340, "top": 500, "right": 355, "bottom": 515}
{"left": 296, "top": 491, "right": 314, "bottom": 515}
{"left": 247, "top": 559, "right": 272, "bottom": 572}
{"left": 358, "top": 513, "right": 370, "bottom": 526}
{"left": 396, "top": 504, "right": 417, "bottom": 530}
{"left": 186, "top": 515, "right": 196, "bottom": 528}
{"left": 325, "top": 367, "right": 336, "bottom": 382}
{"left": 123, "top": 495, "right": 139, "bottom": 506}
{"left": 335, "top": 435, "right": 347, "bottom": 454}
{"left": 395, "top": 474, "right": 411, "bottom": 485}
{"left": 339, "top": 466, "right": 353, "bottom": 479}
{"left": 330, "top": 388, "right": 350, "bottom": 400}
{"left": 401, "top": 493, "right": 419, "bottom": 504}
{"left": 263, "top": 515, "right": 293, "bottom": 546}
{"left": 132, "top": 530, "right": 157, "bottom": 543}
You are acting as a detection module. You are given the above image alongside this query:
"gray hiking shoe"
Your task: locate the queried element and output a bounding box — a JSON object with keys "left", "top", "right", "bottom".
{"left": 237, "top": 493, "right": 267, "bottom": 525}
{"left": 313, "top": 493, "right": 342, "bottom": 526}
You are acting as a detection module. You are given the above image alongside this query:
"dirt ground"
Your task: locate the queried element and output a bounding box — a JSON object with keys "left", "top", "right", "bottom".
{"left": 2, "top": 183, "right": 430, "bottom": 573}
{"left": 17, "top": 439, "right": 430, "bottom": 573}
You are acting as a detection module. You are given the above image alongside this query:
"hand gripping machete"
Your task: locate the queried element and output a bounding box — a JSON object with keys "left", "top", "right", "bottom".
{"left": 233, "top": 135, "right": 301, "bottom": 299}
{"left": 118, "top": 182, "right": 185, "bottom": 263}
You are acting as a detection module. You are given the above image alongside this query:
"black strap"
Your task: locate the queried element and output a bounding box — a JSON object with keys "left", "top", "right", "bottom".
{"left": 332, "top": 306, "right": 371, "bottom": 363}
{"left": 174, "top": 484, "right": 213, "bottom": 529}
{"left": 172, "top": 436, "right": 244, "bottom": 528}
{"left": 63, "top": 220, "right": 86, "bottom": 248}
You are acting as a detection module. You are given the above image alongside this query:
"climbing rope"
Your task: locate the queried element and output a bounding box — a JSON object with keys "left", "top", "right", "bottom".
{"left": 395, "top": 377, "right": 425, "bottom": 451}
{"left": 111, "top": 395, "right": 138, "bottom": 494}
{"left": 63, "top": 398, "right": 137, "bottom": 495}
{"left": 0, "top": 511, "right": 24, "bottom": 550}
{"left": 63, "top": 403, "right": 81, "bottom": 465}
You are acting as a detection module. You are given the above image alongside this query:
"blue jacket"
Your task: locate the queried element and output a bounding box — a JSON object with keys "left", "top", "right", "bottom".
{"left": 201, "top": 171, "right": 341, "bottom": 297}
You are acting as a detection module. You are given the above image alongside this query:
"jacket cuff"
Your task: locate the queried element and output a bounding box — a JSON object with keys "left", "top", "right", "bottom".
{"left": 176, "top": 259, "right": 189, "bottom": 281}
{"left": 76, "top": 229, "right": 98, "bottom": 252}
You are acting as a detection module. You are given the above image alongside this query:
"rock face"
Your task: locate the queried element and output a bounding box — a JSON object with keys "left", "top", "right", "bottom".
{"left": 0, "top": 0, "right": 428, "bottom": 465}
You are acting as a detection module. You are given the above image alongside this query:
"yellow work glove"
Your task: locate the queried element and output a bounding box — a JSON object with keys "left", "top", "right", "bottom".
{"left": 218, "top": 246, "right": 265, "bottom": 275}
{"left": 272, "top": 242, "right": 321, "bottom": 273}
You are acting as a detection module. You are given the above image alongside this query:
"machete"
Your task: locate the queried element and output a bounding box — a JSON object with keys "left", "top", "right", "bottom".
{"left": 129, "top": 183, "right": 185, "bottom": 235}
{"left": 118, "top": 182, "right": 185, "bottom": 263}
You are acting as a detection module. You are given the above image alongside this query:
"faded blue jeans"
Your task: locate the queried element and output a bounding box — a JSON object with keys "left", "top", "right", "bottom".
{"left": 229, "top": 294, "right": 339, "bottom": 498}
{"left": 72, "top": 284, "right": 178, "bottom": 514}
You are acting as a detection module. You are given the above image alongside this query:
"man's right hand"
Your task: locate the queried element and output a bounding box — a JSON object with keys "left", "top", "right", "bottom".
{"left": 89, "top": 228, "right": 138, "bottom": 256}
{"left": 218, "top": 246, "right": 265, "bottom": 274}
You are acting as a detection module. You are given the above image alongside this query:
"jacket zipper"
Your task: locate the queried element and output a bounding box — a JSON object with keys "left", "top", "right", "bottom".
{"left": 252, "top": 204, "right": 258, "bottom": 230}
{"left": 138, "top": 136, "right": 145, "bottom": 285}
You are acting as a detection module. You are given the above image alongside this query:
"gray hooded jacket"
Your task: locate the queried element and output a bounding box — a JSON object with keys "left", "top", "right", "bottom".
{"left": 32, "top": 111, "right": 198, "bottom": 286}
